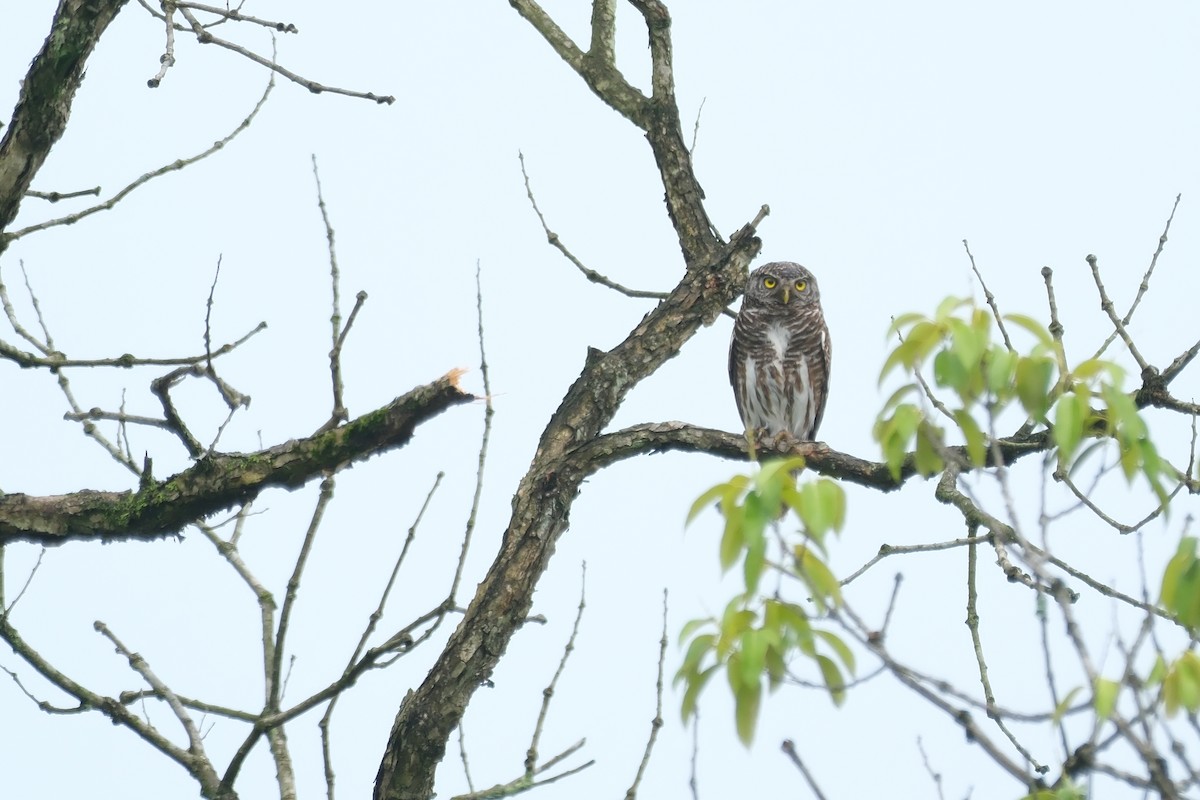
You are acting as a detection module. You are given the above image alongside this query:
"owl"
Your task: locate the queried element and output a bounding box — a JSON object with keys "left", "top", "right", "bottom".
{"left": 729, "top": 262, "right": 832, "bottom": 445}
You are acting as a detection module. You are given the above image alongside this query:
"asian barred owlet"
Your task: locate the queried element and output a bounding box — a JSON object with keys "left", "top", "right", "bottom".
{"left": 729, "top": 262, "right": 832, "bottom": 443}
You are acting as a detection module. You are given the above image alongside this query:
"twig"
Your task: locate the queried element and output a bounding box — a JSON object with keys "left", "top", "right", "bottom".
{"left": 4, "top": 71, "right": 275, "bottom": 244}
{"left": 963, "top": 239, "right": 1013, "bottom": 351}
{"left": 458, "top": 720, "right": 475, "bottom": 796}
{"left": 965, "top": 523, "right": 1045, "bottom": 773}
{"left": 1087, "top": 254, "right": 1151, "bottom": 374}
{"left": 625, "top": 588, "right": 668, "bottom": 800}
{"left": 780, "top": 740, "right": 829, "bottom": 800}
{"left": 688, "top": 711, "right": 701, "bottom": 800}
{"left": 842, "top": 537, "right": 976, "bottom": 586}
{"left": 147, "top": 0, "right": 177, "bottom": 87}
{"left": 174, "top": 6, "right": 393, "bottom": 104}
{"left": 448, "top": 260, "right": 495, "bottom": 599}
{"left": 174, "top": 1, "right": 299, "bottom": 33}
{"left": 525, "top": 563, "right": 587, "bottom": 775}
{"left": 1, "top": 547, "right": 45, "bottom": 615}
{"left": 271, "top": 477, "right": 335, "bottom": 709}
{"left": 93, "top": 621, "right": 222, "bottom": 790}
{"left": 25, "top": 186, "right": 100, "bottom": 202}
{"left": 319, "top": 471, "right": 444, "bottom": 800}
{"left": 689, "top": 97, "right": 706, "bottom": 155}
{"left": 312, "top": 157, "right": 351, "bottom": 432}
{"left": 916, "top": 737, "right": 947, "bottom": 800}
{"left": 518, "top": 152, "right": 669, "bottom": 303}
{"left": 203, "top": 255, "right": 222, "bottom": 368}
{"left": 1094, "top": 193, "right": 1181, "bottom": 360}
{"left": 880, "top": 572, "right": 903, "bottom": 636}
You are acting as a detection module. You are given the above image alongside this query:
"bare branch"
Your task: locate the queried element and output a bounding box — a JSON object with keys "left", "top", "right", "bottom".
{"left": 624, "top": 588, "right": 669, "bottom": 800}
{"left": 1094, "top": 193, "right": 1182, "bottom": 360}
{"left": 963, "top": 239, "right": 1013, "bottom": 351}
{"left": 0, "top": 0, "right": 127, "bottom": 242}
{"left": 172, "top": 6, "right": 393, "bottom": 103}
{"left": 780, "top": 740, "right": 829, "bottom": 800}
{"left": 1087, "top": 254, "right": 1151, "bottom": 374}
{"left": 4, "top": 72, "right": 275, "bottom": 244}
{"left": 518, "top": 152, "right": 670, "bottom": 303}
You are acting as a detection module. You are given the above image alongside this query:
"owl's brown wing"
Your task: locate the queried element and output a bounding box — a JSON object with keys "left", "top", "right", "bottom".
{"left": 806, "top": 315, "right": 832, "bottom": 439}
{"left": 728, "top": 320, "right": 748, "bottom": 425}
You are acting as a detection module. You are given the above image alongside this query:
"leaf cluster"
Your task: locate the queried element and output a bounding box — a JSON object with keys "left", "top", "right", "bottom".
{"left": 678, "top": 460, "right": 854, "bottom": 744}
{"left": 875, "top": 298, "right": 1170, "bottom": 504}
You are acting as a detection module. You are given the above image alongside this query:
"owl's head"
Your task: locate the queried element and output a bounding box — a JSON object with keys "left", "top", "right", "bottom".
{"left": 743, "top": 262, "right": 820, "bottom": 312}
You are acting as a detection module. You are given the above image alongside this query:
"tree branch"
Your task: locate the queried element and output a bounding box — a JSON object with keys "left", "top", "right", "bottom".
{"left": 0, "top": 371, "right": 473, "bottom": 545}
{"left": 0, "top": 0, "right": 128, "bottom": 246}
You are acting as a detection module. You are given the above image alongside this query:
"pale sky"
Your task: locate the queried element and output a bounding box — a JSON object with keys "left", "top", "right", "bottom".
{"left": 3, "top": 2, "right": 1200, "bottom": 798}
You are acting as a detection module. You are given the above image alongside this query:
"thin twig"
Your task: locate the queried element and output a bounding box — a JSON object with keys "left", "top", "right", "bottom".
{"left": 448, "top": 261, "right": 495, "bottom": 599}
{"left": 24, "top": 186, "right": 100, "bottom": 202}
{"left": 963, "top": 239, "right": 1012, "bottom": 351}
{"left": 780, "top": 740, "right": 829, "bottom": 800}
{"left": 175, "top": 7, "right": 393, "bottom": 103}
{"left": 625, "top": 588, "right": 669, "bottom": 800}
{"left": 1, "top": 547, "right": 45, "bottom": 615}
{"left": 203, "top": 255, "right": 222, "bottom": 368}
{"left": 1094, "top": 194, "right": 1182, "bottom": 360}
{"left": 916, "top": 737, "right": 947, "bottom": 800}
{"left": 518, "top": 152, "right": 669, "bottom": 303}
{"left": 312, "top": 156, "right": 350, "bottom": 431}
{"left": 271, "top": 477, "right": 335, "bottom": 709}
{"left": 842, "top": 537, "right": 977, "bottom": 586}
{"left": 525, "top": 563, "right": 587, "bottom": 775}
{"left": 689, "top": 97, "right": 706, "bottom": 155}
{"left": 1087, "top": 254, "right": 1151, "bottom": 373}
{"left": 458, "top": 720, "right": 475, "bottom": 796}
{"left": 147, "top": 0, "right": 177, "bottom": 87}
{"left": 320, "top": 472, "right": 444, "bottom": 800}
{"left": 965, "top": 523, "right": 1045, "bottom": 773}
{"left": 4, "top": 71, "right": 275, "bottom": 244}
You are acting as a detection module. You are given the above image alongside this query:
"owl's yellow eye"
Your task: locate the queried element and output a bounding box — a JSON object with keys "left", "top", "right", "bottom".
{"left": 762, "top": 277, "right": 777, "bottom": 289}
{"left": 795, "top": 280, "right": 807, "bottom": 291}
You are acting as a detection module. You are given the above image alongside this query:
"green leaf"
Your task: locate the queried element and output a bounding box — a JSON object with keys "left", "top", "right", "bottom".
{"left": 984, "top": 345, "right": 1018, "bottom": 398}
{"left": 734, "top": 678, "right": 762, "bottom": 745}
{"left": 677, "top": 632, "right": 715, "bottom": 676}
{"left": 933, "top": 348, "right": 969, "bottom": 393}
{"left": 934, "top": 295, "right": 972, "bottom": 322}
{"left": 879, "top": 383, "right": 919, "bottom": 414}
{"left": 743, "top": 515, "right": 767, "bottom": 594}
{"left": 740, "top": 629, "right": 767, "bottom": 688}
{"left": 875, "top": 403, "right": 923, "bottom": 480}
{"left": 814, "top": 628, "right": 856, "bottom": 674}
{"left": 914, "top": 422, "right": 944, "bottom": 476}
{"left": 1093, "top": 676, "right": 1119, "bottom": 720}
{"left": 1148, "top": 655, "right": 1168, "bottom": 687}
{"left": 948, "top": 316, "right": 988, "bottom": 376}
{"left": 1003, "top": 313, "right": 1054, "bottom": 349}
{"left": 718, "top": 504, "right": 745, "bottom": 572}
{"left": 679, "top": 664, "right": 718, "bottom": 722}
{"left": 1015, "top": 355, "right": 1055, "bottom": 421}
{"left": 878, "top": 320, "right": 944, "bottom": 385}
{"left": 1053, "top": 387, "right": 1088, "bottom": 466}
{"left": 886, "top": 311, "right": 927, "bottom": 338}
{"left": 1052, "top": 686, "right": 1082, "bottom": 725}
{"left": 816, "top": 655, "right": 847, "bottom": 705}
{"left": 954, "top": 409, "right": 987, "bottom": 467}
{"left": 794, "top": 545, "right": 842, "bottom": 610}
{"left": 756, "top": 457, "right": 806, "bottom": 489}
{"left": 687, "top": 482, "right": 729, "bottom": 526}
{"left": 678, "top": 618, "right": 712, "bottom": 647}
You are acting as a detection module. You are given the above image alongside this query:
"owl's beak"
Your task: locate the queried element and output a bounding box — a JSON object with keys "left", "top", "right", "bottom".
{"left": 780, "top": 286, "right": 790, "bottom": 305}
